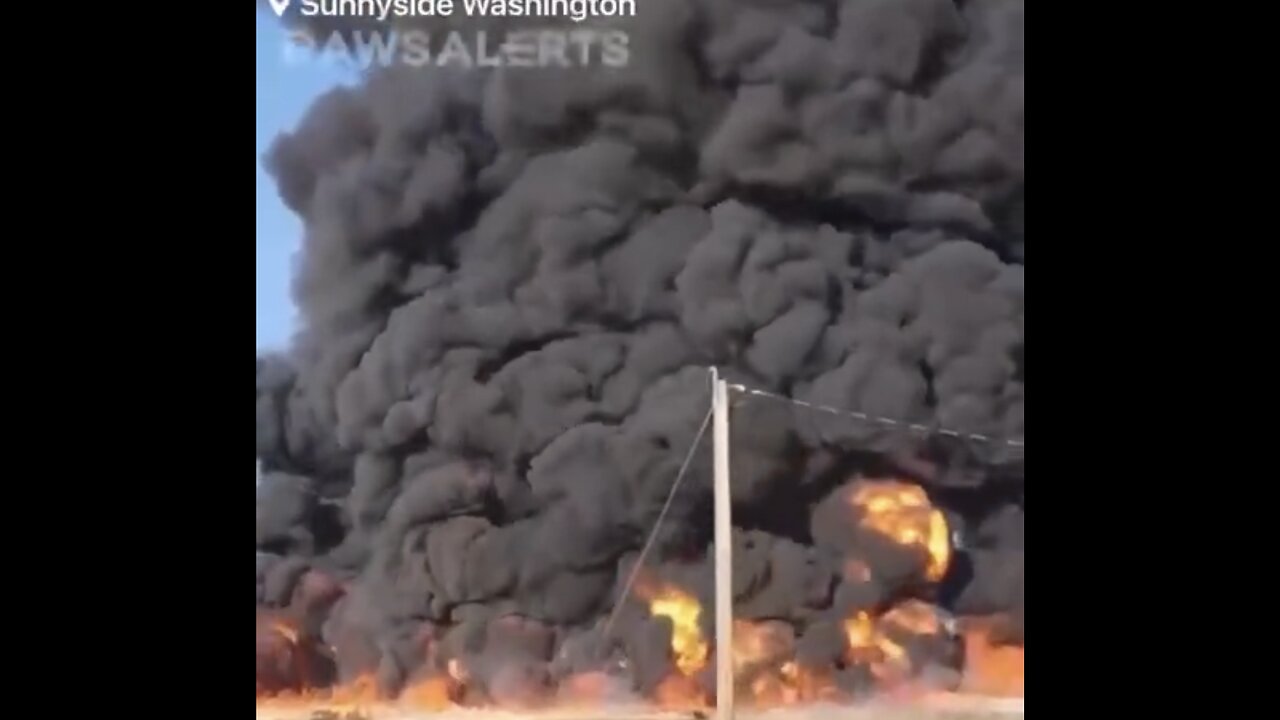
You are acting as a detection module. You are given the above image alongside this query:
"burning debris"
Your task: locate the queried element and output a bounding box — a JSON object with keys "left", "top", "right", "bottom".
{"left": 258, "top": 476, "right": 1022, "bottom": 711}
{"left": 849, "top": 482, "right": 952, "bottom": 583}
{"left": 256, "top": 0, "right": 1024, "bottom": 713}
{"left": 637, "top": 581, "right": 709, "bottom": 679}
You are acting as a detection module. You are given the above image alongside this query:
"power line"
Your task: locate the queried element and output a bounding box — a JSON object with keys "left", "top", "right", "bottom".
{"left": 600, "top": 371, "right": 1021, "bottom": 639}
{"left": 601, "top": 396, "right": 715, "bottom": 641}
{"left": 728, "top": 383, "right": 1024, "bottom": 450}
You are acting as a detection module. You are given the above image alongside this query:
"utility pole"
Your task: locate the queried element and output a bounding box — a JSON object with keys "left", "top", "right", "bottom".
{"left": 710, "top": 367, "right": 735, "bottom": 720}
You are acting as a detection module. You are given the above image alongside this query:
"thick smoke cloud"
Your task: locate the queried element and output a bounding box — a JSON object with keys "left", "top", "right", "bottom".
{"left": 257, "top": 0, "right": 1024, "bottom": 696}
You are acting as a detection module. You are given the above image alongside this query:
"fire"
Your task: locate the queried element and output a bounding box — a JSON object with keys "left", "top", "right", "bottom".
{"left": 748, "top": 661, "right": 803, "bottom": 707}
{"left": 327, "top": 674, "right": 381, "bottom": 706}
{"left": 733, "top": 623, "right": 843, "bottom": 708}
{"left": 843, "top": 601, "right": 949, "bottom": 685}
{"left": 844, "top": 612, "right": 879, "bottom": 663}
{"left": 256, "top": 613, "right": 455, "bottom": 712}
{"left": 883, "top": 599, "right": 945, "bottom": 636}
{"left": 557, "top": 672, "right": 615, "bottom": 706}
{"left": 259, "top": 607, "right": 1024, "bottom": 714}
{"left": 637, "top": 581, "right": 709, "bottom": 677}
{"left": 258, "top": 612, "right": 332, "bottom": 700}
{"left": 258, "top": 670, "right": 464, "bottom": 716}
{"left": 959, "top": 617, "right": 1024, "bottom": 697}
{"left": 731, "top": 620, "right": 787, "bottom": 675}
{"left": 732, "top": 620, "right": 805, "bottom": 707}
{"left": 652, "top": 673, "right": 706, "bottom": 710}
{"left": 639, "top": 580, "right": 833, "bottom": 710}
{"left": 399, "top": 676, "right": 453, "bottom": 710}
{"left": 259, "top": 500, "right": 1021, "bottom": 715}
{"left": 850, "top": 480, "right": 951, "bottom": 581}
{"left": 257, "top": 672, "right": 380, "bottom": 710}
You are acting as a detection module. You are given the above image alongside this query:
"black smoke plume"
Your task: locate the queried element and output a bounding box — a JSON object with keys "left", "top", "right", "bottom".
{"left": 256, "top": 0, "right": 1023, "bottom": 701}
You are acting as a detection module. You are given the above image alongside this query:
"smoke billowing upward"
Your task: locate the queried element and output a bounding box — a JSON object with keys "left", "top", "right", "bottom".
{"left": 256, "top": 0, "right": 1023, "bottom": 706}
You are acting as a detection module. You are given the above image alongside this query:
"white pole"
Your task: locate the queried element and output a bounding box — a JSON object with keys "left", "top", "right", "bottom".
{"left": 711, "top": 368, "right": 735, "bottom": 720}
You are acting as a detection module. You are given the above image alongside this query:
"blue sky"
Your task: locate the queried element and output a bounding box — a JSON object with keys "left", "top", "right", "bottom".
{"left": 256, "top": 9, "right": 356, "bottom": 352}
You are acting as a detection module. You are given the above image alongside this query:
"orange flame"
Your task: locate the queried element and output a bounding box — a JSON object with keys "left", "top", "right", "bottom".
{"left": 636, "top": 580, "right": 709, "bottom": 677}
{"left": 257, "top": 669, "right": 466, "bottom": 715}
{"left": 652, "top": 673, "right": 707, "bottom": 710}
{"left": 399, "top": 676, "right": 454, "bottom": 711}
{"left": 731, "top": 620, "right": 790, "bottom": 675}
{"left": 843, "top": 601, "right": 950, "bottom": 686}
{"left": 257, "top": 671, "right": 381, "bottom": 710}
{"left": 557, "top": 672, "right": 616, "bottom": 706}
{"left": 321, "top": 673, "right": 380, "bottom": 706}
{"left": 739, "top": 648, "right": 817, "bottom": 706}
{"left": 850, "top": 480, "right": 951, "bottom": 581}
{"left": 259, "top": 516, "right": 1020, "bottom": 714}
{"left": 732, "top": 621, "right": 805, "bottom": 706}
{"left": 882, "top": 599, "right": 944, "bottom": 636}
{"left": 843, "top": 612, "right": 880, "bottom": 663}
{"left": 749, "top": 661, "right": 803, "bottom": 707}
{"left": 959, "top": 618, "right": 1024, "bottom": 697}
